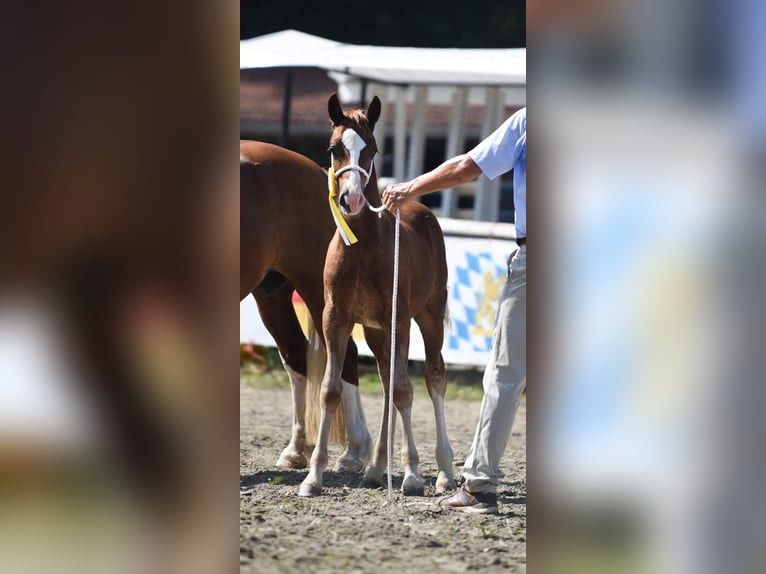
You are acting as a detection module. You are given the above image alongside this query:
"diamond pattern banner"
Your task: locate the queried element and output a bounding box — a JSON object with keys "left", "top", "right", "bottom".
{"left": 241, "top": 234, "right": 516, "bottom": 366}
{"left": 447, "top": 251, "right": 506, "bottom": 354}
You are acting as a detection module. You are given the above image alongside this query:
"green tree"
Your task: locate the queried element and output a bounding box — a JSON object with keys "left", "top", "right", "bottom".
{"left": 240, "top": 0, "right": 525, "bottom": 48}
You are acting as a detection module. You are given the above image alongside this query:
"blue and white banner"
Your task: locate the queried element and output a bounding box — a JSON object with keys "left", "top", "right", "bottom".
{"left": 240, "top": 231, "right": 516, "bottom": 367}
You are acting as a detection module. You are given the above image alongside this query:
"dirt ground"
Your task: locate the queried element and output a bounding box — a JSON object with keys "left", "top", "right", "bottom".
{"left": 240, "top": 376, "right": 526, "bottom": 574}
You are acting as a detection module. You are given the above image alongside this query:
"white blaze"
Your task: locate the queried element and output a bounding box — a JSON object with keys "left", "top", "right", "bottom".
{"left": 339, "top": 129, "right": 367, "bottom": 213}
{"left": 342, "top": 129, "right": 366, "bottom": 169}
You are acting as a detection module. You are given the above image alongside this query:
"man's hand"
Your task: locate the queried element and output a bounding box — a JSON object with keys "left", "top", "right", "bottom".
{"left": 382, "top": 181, "right": 414, "bottom": 212}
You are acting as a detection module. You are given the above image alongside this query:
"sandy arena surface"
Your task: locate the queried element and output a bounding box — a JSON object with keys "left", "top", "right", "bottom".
{"left": 240, "top": 381, "right": 526, "bottom": 573}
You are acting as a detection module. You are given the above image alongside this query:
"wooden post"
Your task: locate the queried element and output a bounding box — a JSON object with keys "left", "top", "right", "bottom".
{"left": 393, "top": 86, "right": 407, "bottom": 182}
{"left": 406, "top": 86, "right": 428, "bottom": 181}
{"left": 279, "top": 68, "right": 292, "bottom": 148}
{"left": 474, "top": 87, "right": 504, "bottom": 221}
{"left": 441, "top": 87, "right": 469, "bottom": 218}
{"left": 370, "top": 83, "right": 387, "bottom": 178}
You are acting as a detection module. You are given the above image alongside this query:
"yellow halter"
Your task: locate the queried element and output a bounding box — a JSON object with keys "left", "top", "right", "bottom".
{"left": 327, "top": 165, "right": 358, "bottom": 246}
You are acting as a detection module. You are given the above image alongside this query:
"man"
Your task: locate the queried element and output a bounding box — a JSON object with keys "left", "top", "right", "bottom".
{"left": 382, "top": 107, "right": 526, "bottom": 514}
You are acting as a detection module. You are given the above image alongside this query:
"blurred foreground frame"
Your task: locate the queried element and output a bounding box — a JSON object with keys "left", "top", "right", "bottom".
{"left": 0, "top": 1, "right": 239, "bottom": 573}
{"left": 532, "top": 0, "right": 766, "bottom": 573}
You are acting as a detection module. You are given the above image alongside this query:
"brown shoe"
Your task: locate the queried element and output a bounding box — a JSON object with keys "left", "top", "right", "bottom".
{"left": 436, "top": 484, "right": 499, "bottom": 514}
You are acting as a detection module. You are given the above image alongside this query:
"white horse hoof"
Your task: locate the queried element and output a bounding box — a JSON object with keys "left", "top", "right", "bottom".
{"left": 435, "top": 472, "right": 456, "bottom": 494}
{"left": 298, "top": 480, "right": 322, "bottom": 497}
{"left": 401, "top": 474, "right": 424, "bottom": 496}
{"left": 276, "top": 448, "right": 308, "bottom": 469}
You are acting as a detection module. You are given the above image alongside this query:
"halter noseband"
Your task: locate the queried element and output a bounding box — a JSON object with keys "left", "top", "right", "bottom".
{"left": 334, "top": 163, "right": 372, "bottom": 188}
{"left": 328, "top": 153, "right": 386, "bottom": 217}
{"left": 330, "top": 149, "right": 376, "bottom": 189}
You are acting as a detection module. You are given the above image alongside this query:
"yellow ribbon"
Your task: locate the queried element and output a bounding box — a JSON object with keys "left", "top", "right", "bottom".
{"left": 327, "top": 165, "right": 358, "bottom": 246}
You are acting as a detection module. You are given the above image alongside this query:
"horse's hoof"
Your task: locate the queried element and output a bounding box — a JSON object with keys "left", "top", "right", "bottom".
{"left": 401, "top": 475, "right": 425, "bottom": 496}
{"left": 334, "top": 456, "right": 365, "bottom": 473}
{"left": 435, "top": 473, "right": 456, "bottom": 494}
{"left": 298, "top": 481, "right": 322, "bottom": 497}
{"left": 358, "top": 435, "right": 373, "bottom": 464}
{"left": 276, "top": 450, "right": 308, "bottom": 469}
{"left": 360, "top": 469, "right": 384, "bottom": 488}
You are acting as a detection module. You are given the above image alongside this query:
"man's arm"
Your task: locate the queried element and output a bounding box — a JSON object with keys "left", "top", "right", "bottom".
{"left": 381, "top": 153, "right": 482, "bottom": 212}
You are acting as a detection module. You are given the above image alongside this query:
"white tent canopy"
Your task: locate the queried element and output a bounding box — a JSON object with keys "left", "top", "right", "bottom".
{"left": 240, "top": 29, "right": 526, "bottom": 221}
{"left": 240, "top": 29, "right": 526, "bottom": 87}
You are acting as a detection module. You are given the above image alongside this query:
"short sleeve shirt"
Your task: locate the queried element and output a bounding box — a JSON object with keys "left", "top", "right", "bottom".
{"left": 468, "top": 107, "right": 526, "bottom": 237}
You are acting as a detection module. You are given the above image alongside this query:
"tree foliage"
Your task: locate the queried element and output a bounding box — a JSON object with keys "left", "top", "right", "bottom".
{"left": 240, "top": 0, "right": 525, "bottom": 48}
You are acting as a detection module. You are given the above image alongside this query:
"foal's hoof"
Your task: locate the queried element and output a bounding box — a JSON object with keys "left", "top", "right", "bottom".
{"left": 360, "top": 469, "right": 384, "bottom": 489}
{"left": 298, "top": 481, "right": 322, "bottom": 497}
{"left": 401, "top": 475, "right": 425, "bottom": 496}
{"left": 276, "top": 449, "right": 308, "bottom": 469}
{"left": 360, "top": 477, "right": 382, "bottom": 489}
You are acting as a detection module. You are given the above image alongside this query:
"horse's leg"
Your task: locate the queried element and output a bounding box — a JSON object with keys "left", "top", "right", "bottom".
{"left": 361, "top": 325, "right": 424, "bottom": 495}
{"left": 415, "top": 300, "right": 455, "bottom": 493}
{"left": 299, "top": 306, "right": 350, "bottom": 497}
{"left": 301, "top": 289, "right": 371, "bottom": 473}
{"left": 252, "top": 283, "right": 309, "bottom": 469}
{"left": 334, "top": 338, "right": 373, "bottom": 472}
{"left": 391, "top": 326, "right": 424, "bottom": 496}
{"left": 359, "top": 327, "right": 393, "bottom": 489}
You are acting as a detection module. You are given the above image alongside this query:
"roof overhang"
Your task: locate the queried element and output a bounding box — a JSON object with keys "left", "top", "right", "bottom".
{"left": 240, "top": 30, "right": 526, "bottom": 87}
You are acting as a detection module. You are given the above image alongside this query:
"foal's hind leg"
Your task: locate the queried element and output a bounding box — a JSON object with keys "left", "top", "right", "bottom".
{"left": 415, "top": 301, "right": 455, "bottom": 493}
{"left": 253, "top": 285, "right": 309, "bottom": 469}
{"left": 332, "top": 340, "right": 372, "bottom": 472}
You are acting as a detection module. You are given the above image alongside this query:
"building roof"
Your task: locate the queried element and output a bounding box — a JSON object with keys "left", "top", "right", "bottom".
{"left": 240, "top": 29, "right": 526, "bottom": 87}
{"left": 240, "top": 68, "right": 506, "bottom": 135}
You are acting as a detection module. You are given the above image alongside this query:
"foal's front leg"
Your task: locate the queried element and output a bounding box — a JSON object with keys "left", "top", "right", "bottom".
{"left": 361, "top": 328, "right": 424, "bottom": 495}
{"left": 374, "top": 359, "right": 423, "bottom": 495}
{"left": 359, "top": 327, "right": 392, "bottom": 489}
{"left": 393, "top": 358, "right": 424, "bottom": 496}
{"left": 298, "top": 325, "right": 349, "bottom": 497}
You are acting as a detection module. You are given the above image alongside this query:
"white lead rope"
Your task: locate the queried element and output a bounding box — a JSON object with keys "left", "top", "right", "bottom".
{"left": 387, "top": 208, "right": 401, "bottom": 499}
{"left": 331, "top": 159, "right": 396, "bottom": 497}
{"left": 366, "top": 198, "right": 386, "bottom": 214}
{"left": 365, "top": 195, "right": 397, "bottom": 498}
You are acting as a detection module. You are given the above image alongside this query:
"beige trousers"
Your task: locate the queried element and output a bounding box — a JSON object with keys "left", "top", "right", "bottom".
{"left": 462, "top": 244, "right": 526, "bottom": 493}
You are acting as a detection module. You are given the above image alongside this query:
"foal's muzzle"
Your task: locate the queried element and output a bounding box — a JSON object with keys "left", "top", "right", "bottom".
{"left": 339, "top": 190, "right": 364, "bottom": 214}
{"left": 336, "top": 164, "right": 370, "bottom": 215}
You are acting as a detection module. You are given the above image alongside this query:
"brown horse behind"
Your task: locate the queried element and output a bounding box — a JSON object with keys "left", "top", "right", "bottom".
{"left": 240, "top": 141, "right": 371, "bottom": 471}
{"left": 298, "top": 95, "right": 455, "bottom": 497}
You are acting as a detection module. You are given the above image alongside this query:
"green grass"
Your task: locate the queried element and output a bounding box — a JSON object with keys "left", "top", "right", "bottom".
{"left": 240, "top": 348, "right": 488, "bottom": 401}
{"left": 357, "top": 370, "right": 485, "bottom": 401}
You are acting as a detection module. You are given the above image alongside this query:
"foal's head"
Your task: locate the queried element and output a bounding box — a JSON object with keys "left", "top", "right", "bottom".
{"left": 327, "top": 93, "right": 381, "bottom": 216}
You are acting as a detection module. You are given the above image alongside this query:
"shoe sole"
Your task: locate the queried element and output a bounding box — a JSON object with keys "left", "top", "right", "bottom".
{"left": 455, "top": 505, "right": 499, "bottom": 515}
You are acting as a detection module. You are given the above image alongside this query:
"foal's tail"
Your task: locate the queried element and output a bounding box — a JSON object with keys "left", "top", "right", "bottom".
{"left": 304, "top": 316, "right": 346, "bottom": 447}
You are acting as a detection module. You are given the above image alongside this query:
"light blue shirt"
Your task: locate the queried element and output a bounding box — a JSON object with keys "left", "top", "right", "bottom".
{"left": 468, "top": 107, "right": 526, "bottom": 237}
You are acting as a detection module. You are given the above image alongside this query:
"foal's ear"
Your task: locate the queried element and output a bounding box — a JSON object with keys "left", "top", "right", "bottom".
{"left": 365, "top": 96, "right": 381, "bottom": 130}
{"left": 328, "top": 93, "right": 345, "bottom": 126}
